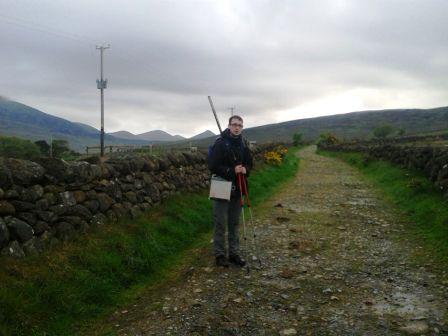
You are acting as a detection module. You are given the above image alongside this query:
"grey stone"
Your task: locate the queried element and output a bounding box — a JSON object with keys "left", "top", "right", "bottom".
{"left": 106, "top": 209, "right": 118, "bottom": 223}
{"left": 59, "top": 191, "right": 77, "bottom": 206}
{"left": 17, "top": 212, "right": 37, "bottom": 226}
{"left": 5, "top": 158, "right": 45, "bottom": 185}
{"left": 55, "top": 222, "right": 75, "bottom": 241}
{"left": 112, "top": 203, "right": 126, "bottom": 218}
{"left": 49, "top": 204, "right": 68, "bottom": 216}
{"left": 78, "top": 220, "right": 89, "bottom": 233}
{"left": 134, "top": 179, "right": 144, "bottom": 189}
{"left": 130, "top": 205, "right": 142, "bottom": 219}
{"left": 97, "top": 193, "right": 114, "bottom": 212}
{"left": 33, "top": 221, "right": 50, "bottom": 235}
{"left": 91, "top": 213, "right": 108, "bottom": 226}
{"left": 399, "top": 321, "right": 429, "bottom": 334}
{"left": 0, "top": 200, "right": 15, "bottom": 215}
{"left": 1, "top": 240, "right": 25, "bottom": 258}
{"left": 82, "top": 156, "right": 101, "bottom": 164}
{"left": 124, "top": 191, "right": 138, "bottom": 204}
{"left": 27, "top": 185, "right": 44, "bottom": 202}
{"left": 66, "top": 205, "right": 92, "bottom": 221}
{"left": 36, "top": 231, "right": 52, "bottom": 249}
{"left": 120, "top": 183, "right": 134, "bottom": 192}
{"left": 35, "top": 210, "right": 58, "bottom": 223}
{"left": 0, "top": 218, "right": 10, "bottom": 248}
{"left": 140, "top": 202, "right": 151, "bottom": 212}
{"left": 7, "top": 218, "right": 34, "bottom": 242}
{"left": 35, "top": 198, "right": 50, "bottom": 211}
{"left": 124, "top": 174, "right": 135, "bottom": 183}
{"left": 86, "top": 189, "right": 98, "bottom": 200}
{"left": 44, "top": 185, "right": 64, "bottom": 193}
{"left": 143, "top": 159, "right": 156, "bottom": 172}
{"left": 83, "top": 200, "right": 100, "bottom": 213}
{"left": 73, "top": 190, "right": 86, "bottom": 203}
{"left": 4, "top": 189, "right": 19, "bottom": 199}
{"left": 35, "top": 157, "right": 71, "bottom": 181}
{"left": 59, "top": 216, "right": 82, "bottom": 227}
{"left": 105, "top": 181, "right": 122, "bottom": 200}
{"left": 9, "top": 200, "right": 35, "bottom": 212}
{"left": 42, "top": 192, "right": 57, "bottom": 205}
{"left": 23, "top": 237, "right": 39, "bottom": 256}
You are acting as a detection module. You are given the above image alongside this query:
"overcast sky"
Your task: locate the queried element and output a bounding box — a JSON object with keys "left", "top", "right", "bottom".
{"left": 0, "top": 0, "right": 447, "bottom": 137}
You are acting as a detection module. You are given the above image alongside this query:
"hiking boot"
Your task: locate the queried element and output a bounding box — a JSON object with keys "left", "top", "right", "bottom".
{"left": 229, "top": 254, "right": 246, "bottom": 267}
{"left": 215, "top": 255, "right": 229, "bottom": 267}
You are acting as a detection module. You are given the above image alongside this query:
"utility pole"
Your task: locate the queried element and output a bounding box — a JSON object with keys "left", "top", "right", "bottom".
{"left": 228, "top": 106, "right": 236, "bottom": 116}
{"left": 96, "top": 44, "right": 110, "bottom": 157}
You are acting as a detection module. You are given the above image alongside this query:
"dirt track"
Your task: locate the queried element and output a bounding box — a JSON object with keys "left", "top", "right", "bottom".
{"left": 103, "top": 146, "right": 448, "bottom": 335}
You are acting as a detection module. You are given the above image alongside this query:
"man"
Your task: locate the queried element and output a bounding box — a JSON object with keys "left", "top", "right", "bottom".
{"left": 208, "top": 115, "right": 253, "bottom": 267}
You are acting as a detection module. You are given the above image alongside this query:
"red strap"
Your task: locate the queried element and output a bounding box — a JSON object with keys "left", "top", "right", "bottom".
{"left": 237, "top": 173, "right": 244, "bottom": 206}
{"left": 242, "top": 175, "right": 251, "bottom": 207}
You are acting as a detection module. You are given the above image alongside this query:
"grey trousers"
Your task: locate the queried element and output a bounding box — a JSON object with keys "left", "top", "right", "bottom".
{"left": 213, "top": 197, "right": 242, "bottom": 257}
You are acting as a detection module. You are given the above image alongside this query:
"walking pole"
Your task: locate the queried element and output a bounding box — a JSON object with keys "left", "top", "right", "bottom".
{"left": 208, "top": 96, "right": 223, "bottom": 135}
{"left": 241, "top": 175, "right": 262, "bottom": 267}
{"left": 238, "top": 173, "right": 250, "bottom": 274}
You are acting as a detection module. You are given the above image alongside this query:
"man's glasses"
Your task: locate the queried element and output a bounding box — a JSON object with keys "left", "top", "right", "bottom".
{"left": 230, "top": 123, "right": 243, "bottom": 128}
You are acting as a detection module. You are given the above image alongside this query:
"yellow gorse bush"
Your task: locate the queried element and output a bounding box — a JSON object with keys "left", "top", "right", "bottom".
{"left": 264, "top": 145, "right": 288, "bottom": 165}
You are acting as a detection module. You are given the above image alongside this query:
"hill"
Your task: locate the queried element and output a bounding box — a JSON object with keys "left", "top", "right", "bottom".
{"left": 137, "top": 130, "right": 185, "bottom": 142}
{"left": 187, "top": 106, "right": 448, "bottom": 147}
{"left": 189, "top": 130, "right": 215, "bottom": 140}
{"left": 2, "top": 98, "right": 447, "bottom": 152}
{"left": 0, "top": 99, "right": 151, "bottom": 152}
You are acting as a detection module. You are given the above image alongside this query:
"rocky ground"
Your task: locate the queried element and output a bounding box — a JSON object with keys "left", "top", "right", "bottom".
{"left": 100, "top": 146, "right": 448, "bottom": 335}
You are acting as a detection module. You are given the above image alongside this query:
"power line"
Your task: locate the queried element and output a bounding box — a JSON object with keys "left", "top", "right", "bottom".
{"left": 0, "top": 13, "right": 96, "bottom": 46}
{"left": 0, "top": 13, "right": 186, "bottom": 85}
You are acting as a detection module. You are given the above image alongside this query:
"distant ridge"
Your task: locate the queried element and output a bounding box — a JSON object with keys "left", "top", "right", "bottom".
{"left": 186, "top": 106, "right": 448, "bottom": 148}
{"left": 189, "top": 130, "right": 215, "bottom": 140}
{"left": 0, "top": 99, "right": 151, "bottom": 151}
{"left": 1, "top": 98, "right": 447, "bottom": 152}
{"left": 108, "top": 130, "right": 140, "bottom": 140}
{"left": 137, "top": 130, "right": 186, "bottom": 142}
{"left": 110, "top": 130, "right": 215, "bottom": 142}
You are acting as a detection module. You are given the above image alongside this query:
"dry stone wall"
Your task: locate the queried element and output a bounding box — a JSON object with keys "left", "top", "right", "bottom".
{"left": 318, "top": 141, "right": 448, "bottom": 197}
{"left": 0, "top": 144, "right": 275, "bottom": 258}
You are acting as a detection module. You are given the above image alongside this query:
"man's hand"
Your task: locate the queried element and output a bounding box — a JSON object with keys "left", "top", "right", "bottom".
{"left": 235, "top": 165, "right": 247, "bottom": 174}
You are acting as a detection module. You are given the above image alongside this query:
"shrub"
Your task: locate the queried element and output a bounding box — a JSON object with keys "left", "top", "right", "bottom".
{"left": 0, "top": 135, "right": 41, "bottom": 159}
{"left": 317, "top": 133, "right": 339, "bottom": 147}
{"left": 264, "top": 145, "right": 288, "bottom": 165}
{"left": 293, "top": 132, "right": 303, "bottom": 146}
{"left": 373, "top": 124, "right": 395, "bottom": 138}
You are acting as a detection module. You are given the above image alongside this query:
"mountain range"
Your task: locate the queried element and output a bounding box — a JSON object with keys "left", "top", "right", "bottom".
{"left": 176, "top": 106, "right": 448, "bottom": 148}
{"left": 1, "top": 97, "right": 447, "bottom": 152}
{"left": 0, "top": 98, "right": 215, "bottom": 151}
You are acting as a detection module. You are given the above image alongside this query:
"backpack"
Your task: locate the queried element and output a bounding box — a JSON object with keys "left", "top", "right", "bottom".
{"left": 208, "top": 136, "right": 246, "bottom": 165}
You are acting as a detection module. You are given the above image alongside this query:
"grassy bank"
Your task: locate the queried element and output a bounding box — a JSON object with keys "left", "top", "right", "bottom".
{"left": 318, "top": 150, "right": 448, "bottom": 263}
{"left": 0, "top": 148, "right": 300, "bottom": 336}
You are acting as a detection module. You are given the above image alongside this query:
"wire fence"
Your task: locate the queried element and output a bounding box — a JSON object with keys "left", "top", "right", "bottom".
{"left": 85, "top": 144, "right": 199, "bottom": 157}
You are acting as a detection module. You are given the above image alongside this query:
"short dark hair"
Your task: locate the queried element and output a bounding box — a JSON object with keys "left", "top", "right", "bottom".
{"left": 228, "top": 115, "right": 243, "bottom": 125}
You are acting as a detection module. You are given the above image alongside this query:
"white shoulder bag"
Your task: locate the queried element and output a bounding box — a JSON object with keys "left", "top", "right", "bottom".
{"left": 209, "top": 175, "right": 232, "bottom": 201}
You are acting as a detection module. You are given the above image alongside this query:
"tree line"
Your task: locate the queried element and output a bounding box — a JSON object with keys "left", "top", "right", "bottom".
{"left": 0, "top": 136, "right": 80, "bottom": 160}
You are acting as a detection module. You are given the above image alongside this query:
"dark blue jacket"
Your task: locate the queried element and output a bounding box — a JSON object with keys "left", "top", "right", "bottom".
{"left": 208, "top": 128, "right": 253, "bottom": 198}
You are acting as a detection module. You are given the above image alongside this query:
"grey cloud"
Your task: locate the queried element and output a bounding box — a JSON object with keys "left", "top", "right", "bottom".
{"left": 0, "top": 0, "right": 447, "bottom": 137}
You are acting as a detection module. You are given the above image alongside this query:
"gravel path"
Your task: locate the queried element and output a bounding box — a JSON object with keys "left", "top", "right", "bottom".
{"left": 104, "top": 146, "right": 448, "bottom": 335}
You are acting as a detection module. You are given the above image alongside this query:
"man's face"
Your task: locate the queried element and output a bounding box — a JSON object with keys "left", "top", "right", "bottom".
{"left": 228, "top": 118, "right": 243, "bottom": 136}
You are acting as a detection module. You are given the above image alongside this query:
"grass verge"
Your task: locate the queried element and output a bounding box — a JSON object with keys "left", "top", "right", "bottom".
{"left": 318, "top": 150, "right": 448, "bottom": 263}
{"left": 0, "top": 147, "right": 300, "bottom": 336}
